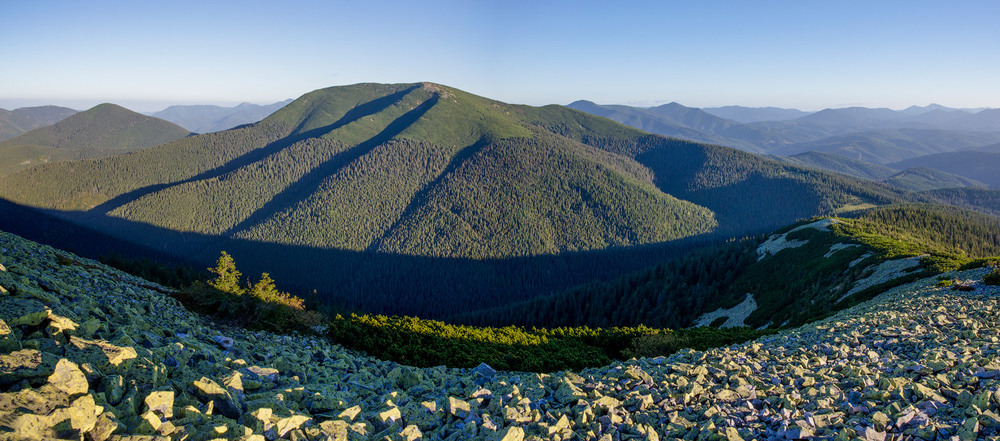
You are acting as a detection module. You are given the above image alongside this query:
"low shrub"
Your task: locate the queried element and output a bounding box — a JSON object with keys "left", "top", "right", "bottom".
{"left": 984, "top": 268, "right": 1000, "bottom": 286}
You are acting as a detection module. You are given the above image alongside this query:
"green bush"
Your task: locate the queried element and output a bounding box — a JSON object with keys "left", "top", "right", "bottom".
{"left": 984, "top": 268, "right": 1000, "bottom": 286}
{"left": 174, "top": 252, "right": 322, "bottom": 332}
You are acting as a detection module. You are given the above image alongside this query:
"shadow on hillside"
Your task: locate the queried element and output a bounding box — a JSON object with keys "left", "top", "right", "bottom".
{"left": 90, "top": 85, "right": 423, "bottom": 216}
{"left": 0, "top": 198, "right": 721, "bottom": 323}
{"left": 226, "top": 93, "right": 439, "bottom": 236}
{"left": 367, "top": 136, "right": 489, "bottom": 252}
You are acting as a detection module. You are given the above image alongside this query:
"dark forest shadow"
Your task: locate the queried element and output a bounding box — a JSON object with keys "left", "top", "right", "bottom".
{"left": 0, "top": 197, "right": 729, "bottom": 323}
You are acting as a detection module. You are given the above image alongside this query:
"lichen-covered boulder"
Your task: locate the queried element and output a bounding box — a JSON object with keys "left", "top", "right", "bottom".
{"left": 143, "top": 390, "right": 174, "bottom": 418}
{"left": 0, "top": 319, "right": 18, "bottom": 353}
{"left": 0, "top": 298, "right": 50, "bottom": 327}
{"left": 47, "top": 359, "right": 89, "bottom": 397}
{"left": 0, "top": 349, "right": 58, "bottom": 385}
{"left": 190, "top": 376, "right": 243, "bottom": 419}
{"left": 65, "top": 336, "right": 137, "bottom": 373}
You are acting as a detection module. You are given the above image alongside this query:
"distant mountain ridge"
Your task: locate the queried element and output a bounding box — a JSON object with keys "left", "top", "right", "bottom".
{"left": 570, "top": 100, "right": 1000, "bottom": 164}
{"left": 0, "top": 104, "right": 190, "bottom": 175}
{"left": 567, "top": 100, "right": 768, "bottom": 153}
{"left": 149, "top": 99, "right": 293, "bottom": 133}
{"left": 702, "top": 105, "right": 812, "bottom": 123}
{"left": 0, "top": 105, "right": 77, "bottom": 141}
{"left": 891, "top": 150, "right": 1000, "bottom": 189}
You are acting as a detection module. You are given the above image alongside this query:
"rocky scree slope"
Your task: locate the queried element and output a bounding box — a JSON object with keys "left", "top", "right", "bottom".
{"left": 2, "top": 231, "right": 1000, "bottom": 440}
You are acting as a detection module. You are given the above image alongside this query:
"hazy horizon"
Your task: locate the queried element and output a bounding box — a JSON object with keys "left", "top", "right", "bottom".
{"left": 3, "top": 0, "right": 998, "bottom": 112}
{"left": 0, "top": 93, "right": 993, "bottom": 116}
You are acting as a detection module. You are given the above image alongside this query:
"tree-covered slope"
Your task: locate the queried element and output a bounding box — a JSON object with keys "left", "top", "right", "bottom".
{"left": 883, "top": 166, "right": 988, "bottom": 192}
{"left": 773, "top": 151, "right": 899, "bottom": 181}
{"left": 567, "top": 100, "right": 767, "bottom": 153}
{"left": 0, "top": 104, "right": 190, "bottom": 175}
{"left": 924, "top": 187, "right": 1000, "bottom": 217}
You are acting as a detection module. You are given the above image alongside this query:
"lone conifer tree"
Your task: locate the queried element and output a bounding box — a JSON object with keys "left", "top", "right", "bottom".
{"left": 208, "top": 251, "right": 244, "bottom": 295}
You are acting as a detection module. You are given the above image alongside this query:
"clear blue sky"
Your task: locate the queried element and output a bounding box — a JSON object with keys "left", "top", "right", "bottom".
{"left": 1, "top": 0, "right": 997, "bottom": 112}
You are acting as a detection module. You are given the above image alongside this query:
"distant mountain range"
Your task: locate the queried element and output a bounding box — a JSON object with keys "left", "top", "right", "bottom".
{"left": 0, "top": 104, "right": 190, "bottom": 175}
{"left": 149, "top": 99, "right": 293, "bottom": 133}
{"left": 890, "top": 150, "right": 1000, "bottom": 188}
{"left": 570, "top": 100, "right": 1000, "bottom": 191}
{"left": 702, "top": 105, "right": 812, "bottom": 123}
{"left": 569, "top": 101, "right": 1000, "bottom": 161}
{"left": 0, "top": 105, "right": 77, "bottom": 141}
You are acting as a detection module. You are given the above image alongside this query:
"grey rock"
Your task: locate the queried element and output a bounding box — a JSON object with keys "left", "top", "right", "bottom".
{"left": 212, "top": 335, "right": 234, "bottom": 350}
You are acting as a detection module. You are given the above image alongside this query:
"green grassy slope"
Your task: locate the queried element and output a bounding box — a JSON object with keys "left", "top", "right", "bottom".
{"left": 0, "top": 104, "right": 190, "bottom": 175}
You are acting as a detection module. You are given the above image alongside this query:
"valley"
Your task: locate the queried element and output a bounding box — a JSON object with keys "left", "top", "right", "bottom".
{"left": 2, "top": 82, "right": 1000, "bottom": 440}
{"left": 0, "top": 82, "right": 932, "bottom": 322}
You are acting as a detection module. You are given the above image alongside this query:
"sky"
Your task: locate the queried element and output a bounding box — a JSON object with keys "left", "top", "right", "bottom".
{"left": 1, "top": 0, "right": 998, "bottom": 112}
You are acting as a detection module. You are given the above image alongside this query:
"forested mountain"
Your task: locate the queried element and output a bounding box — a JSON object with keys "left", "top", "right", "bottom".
{"left": 883, "top": 166, "right": 988, "bottom": 192}
{"left": 0, "top": 83, "right": 920, "bottom": 319}
{"left": 773, "top": 151, "right": 898, "bottom": 181}
{"left": 890, "top": 150, "right": 1000, "bottom": 188}
{"left": 0, "top": 103, "right": 191, "bottom": 175}
{"left": 701, "top": 105, "right": 811, "bottom": 123}
{"left": 0, "top": 105, "right": 77, "bottom": 141}
{"left": 150, "top": 99, "right": 293, "bottom": 133}
{"left": 925, "top": 187, "right": 1000, "bottom": 217}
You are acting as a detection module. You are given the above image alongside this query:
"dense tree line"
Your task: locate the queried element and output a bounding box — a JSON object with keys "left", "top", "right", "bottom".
{"left": 926, "top": 187, "right": 1000, "bottom": 217}
{"left": 843, "top": 204, "right": 1000, "bottom": 258}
